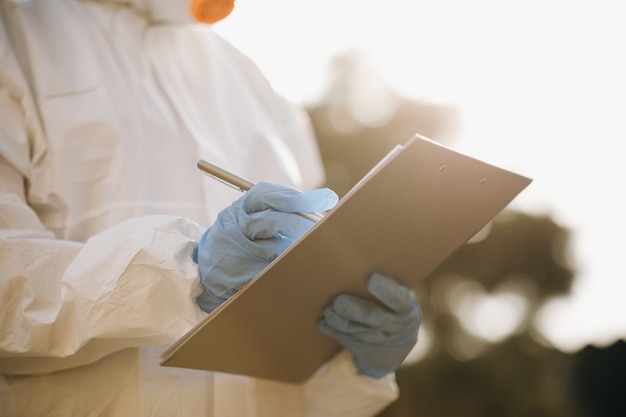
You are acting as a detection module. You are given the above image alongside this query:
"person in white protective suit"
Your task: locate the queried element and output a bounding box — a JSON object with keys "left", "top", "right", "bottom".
{"left": 0, "top": 0, "right": 422, "bottom": 416}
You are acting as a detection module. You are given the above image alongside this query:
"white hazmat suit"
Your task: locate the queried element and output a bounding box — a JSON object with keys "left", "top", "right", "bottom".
{"left": 0, "top": 0, "right": 399, "bottom": 415}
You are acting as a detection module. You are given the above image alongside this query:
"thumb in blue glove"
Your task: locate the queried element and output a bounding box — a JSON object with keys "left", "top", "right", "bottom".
{"left": 319, "top": 273, "right": 421, "bottom": 379}
{"left": 194, "top": 181, "right": 338, "bottom": 313}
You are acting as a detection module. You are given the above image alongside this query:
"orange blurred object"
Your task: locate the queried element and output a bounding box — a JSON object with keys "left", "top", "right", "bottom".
{"left": 190, "top": 0, "right": 235, "bottom": 24}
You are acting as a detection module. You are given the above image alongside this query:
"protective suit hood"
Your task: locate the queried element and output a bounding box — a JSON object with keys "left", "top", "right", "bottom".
{"left": 83, "top": 0, "right": 196, "bottom": 23}
{"left": 10, "top": 0, "right": 194, "bottom": 22}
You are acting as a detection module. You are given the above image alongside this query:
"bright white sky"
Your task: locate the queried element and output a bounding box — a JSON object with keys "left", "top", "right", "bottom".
{"left": 214, "top": 0, "right": 626, "bottom": 352}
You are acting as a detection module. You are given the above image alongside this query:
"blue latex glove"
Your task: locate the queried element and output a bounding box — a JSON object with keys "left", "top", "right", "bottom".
{"left": 319, "top": 273, "right": 421, "bottom": 379}
{"left": 194, "top": 181, "right": 338, "bottom": 313}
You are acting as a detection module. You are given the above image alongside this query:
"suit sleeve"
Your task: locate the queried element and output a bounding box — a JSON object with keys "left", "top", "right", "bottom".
{"left": 0, "top": 81, "right": 207, "bottom": 375}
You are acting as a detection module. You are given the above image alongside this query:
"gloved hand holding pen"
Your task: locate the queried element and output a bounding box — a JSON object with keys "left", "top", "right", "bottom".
{"left": 193, "top": 181, "right": 338, "bottom": 313}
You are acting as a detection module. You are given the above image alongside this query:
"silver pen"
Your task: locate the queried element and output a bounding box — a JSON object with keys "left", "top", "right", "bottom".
{"left": 197, "top": 160, "right": 323, "bottom": 223}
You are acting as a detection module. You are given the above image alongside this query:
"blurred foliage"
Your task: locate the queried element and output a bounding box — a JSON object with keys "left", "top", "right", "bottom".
{"left": 380, "top": 211, "right": 580, "bottom": 417}
{"left": 308, "top": 48, "right": 460, "bottom": 198}
{"left": 569, "top": 340, "right": 626, "bottom": 417}
{"left": 390, "top": 337, "right": 582, "bottom": 417}
{"left": 306, "top": 49, "right": 626, "bottom": 417}
{"left": 417, "top": 211, "right": 574, "bottom": 362}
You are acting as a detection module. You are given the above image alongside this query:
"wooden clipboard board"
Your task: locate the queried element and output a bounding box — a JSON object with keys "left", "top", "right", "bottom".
{"left": 160, "top": 135, "right": 532, "bottom": 383}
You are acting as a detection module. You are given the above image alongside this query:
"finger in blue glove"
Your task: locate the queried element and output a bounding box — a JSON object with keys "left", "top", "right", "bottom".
{"left": 319, "top": 273, "right": 421, "bottom": 379}
{"left": 195, "top": 182, "right": 338, "bottom": 313}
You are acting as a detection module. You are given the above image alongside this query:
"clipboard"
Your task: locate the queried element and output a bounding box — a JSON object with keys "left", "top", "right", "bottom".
{"left": 160, "top": 134, "right": 532, "bottom": 383}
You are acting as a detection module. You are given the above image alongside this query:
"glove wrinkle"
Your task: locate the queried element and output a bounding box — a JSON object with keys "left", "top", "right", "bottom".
{"left": 194, "top": 182, "right": 338, "bottom": 313}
